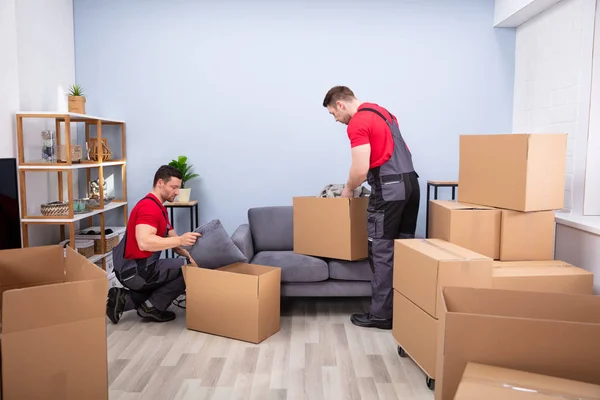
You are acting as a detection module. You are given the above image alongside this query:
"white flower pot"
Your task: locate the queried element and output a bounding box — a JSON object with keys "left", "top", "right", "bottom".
{"left": 177, "top": 188, "right": 191, "bottom": 203}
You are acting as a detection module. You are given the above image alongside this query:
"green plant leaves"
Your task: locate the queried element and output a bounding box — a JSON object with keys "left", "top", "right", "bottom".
{"left": 68, "top": 84, "right": 85, "bottom": 97}
{"left": 168, "top": 155, "right": 199, "bottom": 189}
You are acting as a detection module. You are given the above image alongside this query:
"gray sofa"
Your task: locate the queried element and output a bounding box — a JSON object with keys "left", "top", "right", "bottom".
{"left": 231, "top": 206, "right": 373, "bottom": 297}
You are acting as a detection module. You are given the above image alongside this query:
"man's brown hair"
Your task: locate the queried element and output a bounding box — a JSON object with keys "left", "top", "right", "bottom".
{"left": 322, "top": 86, "right": 356, "bottom": 108}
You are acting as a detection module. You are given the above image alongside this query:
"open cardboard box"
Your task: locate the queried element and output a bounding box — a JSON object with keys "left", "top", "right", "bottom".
{"left": 435, "top": 286, "right": 600, "bottom": 400}
{"left": 183, "top": 262, "right": 281, "bottom": 344}
{"left": 293, "top": 196, "right": 369, "bottom": 261}
{"left": 0, "top": 245, "right": 109, "bottom": 400}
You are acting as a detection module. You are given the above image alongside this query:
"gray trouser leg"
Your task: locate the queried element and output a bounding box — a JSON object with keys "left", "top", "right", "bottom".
{"left": 117, "top": 257, "right": 186, "bottom": 312}
{"left": 369, "top": 238, "right": 395, "bottom": 319}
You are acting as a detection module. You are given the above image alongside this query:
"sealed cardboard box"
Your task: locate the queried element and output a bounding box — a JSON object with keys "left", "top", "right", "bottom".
{"left": 458, "top": 133, "right": 567, "bottom": 212}
{"left": 499, "top": 209, "right": 556, "bottom": 261}
{"left": 393, "top": 239, "right": 493, "bottom": 318}
{"left": 183, "top": 263, "right": 281, "bottom": 344}
{"left": 392, "top": 290, "right": 438, "bottom": 379}
{"left": 293, "top": 196, "right": 368, "bottom": 261}
{"left": 0, "top": 245, "right": 108, "bottom": 400}
{"left": 493, "top": 260, "right": 594, "bottom": 294}
{"left": 428, "top": 200, "right": 501, "bottom": 259}
{"left": 454, "top": 362, "right": 600, "bottom": 400}
{"left": 434, "top": 286, "right": 600, "bottom": 400}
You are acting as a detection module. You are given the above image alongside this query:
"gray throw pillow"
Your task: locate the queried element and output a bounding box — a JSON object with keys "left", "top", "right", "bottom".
{"left": 186, "top": 219, "right": 248, "bottom": 269}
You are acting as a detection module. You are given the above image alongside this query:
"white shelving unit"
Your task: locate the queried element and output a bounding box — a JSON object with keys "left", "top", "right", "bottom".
{"left": 15, "top": 111, "right": 128, "bottom": 270}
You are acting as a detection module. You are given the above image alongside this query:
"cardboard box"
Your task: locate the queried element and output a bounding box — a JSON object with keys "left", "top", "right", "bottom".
{"left": 293, "top": 196, "right": 368, "bottom": 260}
{"left": 429, "top": 200, "right": 556, "bottom": 261}
{"left": 393, "top": 239, "right": 493, "bottom": 318}
{"left": 428, "top": 200, "right": 501, "bottom": 259}
{"left": 499, "top": 209, "right": 556, "bottom": 261}
{"left": 392, "top": 290, "right": 438, "bottom": 378}
{"left": 493, "top": 260, "right": 594, "bottom": 294}
{"left": 434, "top": 286, "right": 600, "bottom": 400}
{"left": 183, "top": 263, "right": 281, "bottom": 344}
{"left": 0, "top": 245, "right": 108, "bottom": 400}
{"left": 458, "top": 133, "right": 567, "bottom": 212}
{"left": 454, "top": 362, "right": 600, "bottom": 400}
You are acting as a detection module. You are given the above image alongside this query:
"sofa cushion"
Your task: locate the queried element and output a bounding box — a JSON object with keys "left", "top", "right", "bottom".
{"left": 187, "top": 219, "right": 248, "bottom": 269}
{"left": 328, "top": 259, "right": 373, "bottom": 281}
{"left": 252, "top": 251, "right": 328, "bottom": 283}
{"left": 248, "top": 206, "right": 293, "bottom": 252}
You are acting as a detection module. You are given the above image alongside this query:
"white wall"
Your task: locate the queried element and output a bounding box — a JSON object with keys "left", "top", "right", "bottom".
{"left": 0, "top": 0, "right": 76, "bottom": 246}
{"left": 512, "top": 0, "right": 596, "bottom": 214}
{"left": 584, "top": 2, "right": 600, "bottom": 215}
{"left": 0, "top": 0, "right": 20, "bottom": 158}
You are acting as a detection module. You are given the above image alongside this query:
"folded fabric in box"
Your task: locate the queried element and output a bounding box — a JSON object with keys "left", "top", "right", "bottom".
{"left": 186, "top": 219, "right": 248, "bottom": 269}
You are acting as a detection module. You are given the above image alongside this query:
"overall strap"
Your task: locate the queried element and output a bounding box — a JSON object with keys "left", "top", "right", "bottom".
{"left": 357, "top": 107, "right": 395, "bottom": 124}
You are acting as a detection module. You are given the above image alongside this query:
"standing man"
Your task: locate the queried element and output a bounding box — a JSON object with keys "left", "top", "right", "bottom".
{"left": 106, "top": 165, "right": 201, "bottom": 324}
{"left": 323, "top": 86, "right": 420, "bottom": 330}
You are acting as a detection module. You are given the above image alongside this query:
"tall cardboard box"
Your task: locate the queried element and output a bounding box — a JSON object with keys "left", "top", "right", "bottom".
{"left": 428, "top": 200, "right": 501, "bottom": 259}
{"left": 499, "top": 210, "right": 556, "bottom": 261}
{"left": 392, "top": 239, "right": 493, "bottom": 382}
{"left": 435, "top": 286, "right": 600, "bottom": 400}
{"left": 454, "top": 363, "right": 600, "bottom": 400}
{"left": 0, "top": 245, "right": 109, "bottom": 400}
{"left": 293, "top": 196, "right": 368, "bottom": 260}
{"left": 183, "top": 263, "right": 281, "bottom": 344}
{"left": 492, "top": 260, "right": 594, "bottom": 294}
{"left": 458, "top": 133, "right": 567, "bottom": 211}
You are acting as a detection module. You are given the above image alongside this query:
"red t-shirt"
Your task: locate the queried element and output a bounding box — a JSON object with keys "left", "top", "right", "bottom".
{"left": 347, "top": 102, "right": 396, "bottom": 169}
{"left": 124, "top": 193, "right": 172, "bottom": 259}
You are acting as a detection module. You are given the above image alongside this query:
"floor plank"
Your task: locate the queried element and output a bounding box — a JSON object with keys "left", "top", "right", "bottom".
{"left": 107, "top": 297, "right": 435, "bottom": 400}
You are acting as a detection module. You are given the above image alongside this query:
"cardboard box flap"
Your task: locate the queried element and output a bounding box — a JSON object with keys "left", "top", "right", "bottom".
{"left": 0, "top": 246, "right": 66, "bottom": 290}
{"left": 406, "top": 239, "right": 491, "bottom": 261}
{"left": 456, "top": 362, "right": 600, "bottom": 400}
{"left": 2, "top": 277, "right": 107, "bottom": 334}
{"left": 441, "top": 286, "right": 600, "bottom": 324}
{"left": 185, "top": 265, "right": 260, "bottom": 298}
{"left": 432, "top": 200, "right": 496, "bottom": 211}
{"left": 65, "top": 246, "right": 108, "bottom": 282}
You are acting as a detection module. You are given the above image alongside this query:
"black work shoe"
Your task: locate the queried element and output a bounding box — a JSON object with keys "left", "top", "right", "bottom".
{"left": 106, "top": 287, "right": 127, "bottom": 324}
{"left": 136, "top": 303, "right": 176, "bottom": 323}
{"left": 350, "top": 313, "right": 393, "bottom": 330}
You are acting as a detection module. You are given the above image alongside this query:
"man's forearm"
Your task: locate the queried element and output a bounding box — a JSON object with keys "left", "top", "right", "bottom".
{"left": 139, "top": 235, "right": 180, "bottom": 252}
{"left": 346, "top": 166, "right": 368, "bottom": 191}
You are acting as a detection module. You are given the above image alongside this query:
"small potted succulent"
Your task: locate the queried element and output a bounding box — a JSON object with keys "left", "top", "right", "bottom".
{"left": 168, "top": 155, "right": 199, "bottom": 202}
{"left": 67, "top": 84, "right": 86, "bottom": 114}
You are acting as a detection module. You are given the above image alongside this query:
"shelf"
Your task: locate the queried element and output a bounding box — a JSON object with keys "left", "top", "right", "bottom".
{"left": 16, "top": 111, "right": 124, "bottom": 125}
{"left": 22, "top": 201, "right": 127, "bottom": 223}
{"left": 19, "top": 160, "right": 126, "bottom": 170}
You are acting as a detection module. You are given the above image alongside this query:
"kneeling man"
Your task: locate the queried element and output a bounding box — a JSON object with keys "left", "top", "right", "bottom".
{"left": 107, "top": 165, "right": 201, "bottom": 323}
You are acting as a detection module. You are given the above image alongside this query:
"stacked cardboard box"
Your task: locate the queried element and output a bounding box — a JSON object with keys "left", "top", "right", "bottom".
{"left": 429, "top": 133, "right": 568, "bottom": 261}
{"left": 391, "top": 239, "right": 493, "bottom": 385}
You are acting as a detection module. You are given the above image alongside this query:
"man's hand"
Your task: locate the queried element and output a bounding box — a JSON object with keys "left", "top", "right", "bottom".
{"left": 341, "top": 186, "right": 354, "bottom": 198}
{"left": 179, "top": 232, "right": 201, "bottom": 247}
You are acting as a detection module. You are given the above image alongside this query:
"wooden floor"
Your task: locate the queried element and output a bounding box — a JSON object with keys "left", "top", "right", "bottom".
{"left": 107, "top": 297, "right": 435, "bottom": 400}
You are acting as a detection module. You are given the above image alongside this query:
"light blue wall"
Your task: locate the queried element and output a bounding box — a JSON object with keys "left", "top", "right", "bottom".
{"left": 73, "top": 0, "right": 515, "bottom": 238}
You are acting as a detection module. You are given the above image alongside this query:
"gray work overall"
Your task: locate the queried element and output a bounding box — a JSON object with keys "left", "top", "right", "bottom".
{"left": 112, "top": 195, "right": 186, "bottom": 311}
{"left": 360, "top": 107, "right": 420, "bottom": 320}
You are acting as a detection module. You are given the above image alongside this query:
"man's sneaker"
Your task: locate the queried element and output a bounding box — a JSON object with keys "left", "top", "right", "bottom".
{"left": 350, "top": 312, "right": 393, "bottom": 330}
{"left": 136, "top": 302, "right": 176, "bottom": 323}
{"left": 106, "top": 287, "right": 127, "bottom": 324}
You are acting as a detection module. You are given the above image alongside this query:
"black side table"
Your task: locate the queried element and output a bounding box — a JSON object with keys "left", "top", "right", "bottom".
{"left": 426, "top": 180, "right": 459, "bottom": 238}
{"left": 164, "top": 200, "right": 199, "bottom": 258}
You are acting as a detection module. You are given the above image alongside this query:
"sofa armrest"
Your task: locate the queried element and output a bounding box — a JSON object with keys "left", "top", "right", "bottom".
{"left": 231, "top": 223, "right": 255, "bottom": 261}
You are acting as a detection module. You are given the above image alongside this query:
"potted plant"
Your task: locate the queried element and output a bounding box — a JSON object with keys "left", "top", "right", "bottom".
{"left": 67, "top": 84, "right": 86, "bottom": 114}
{"left": 168, "top": 155, "right": 199, "bottom": 202}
